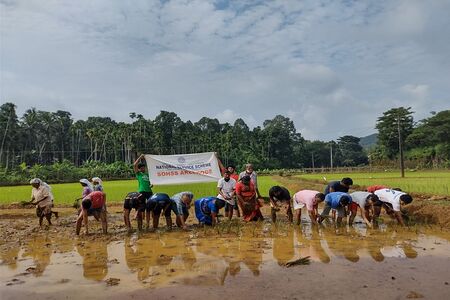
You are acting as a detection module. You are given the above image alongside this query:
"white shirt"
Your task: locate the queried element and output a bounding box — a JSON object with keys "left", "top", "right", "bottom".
{"left": 239, "top": 171, "right": 258, "bottom": 188}
{"left": 217, "top": 178, "right": 236, "bottom": 200}
{"left": 31, "top": 184, "right": 53, "bottom": 207}
{"left": 374, "top": 189, "right": 406, "bottom": 212}
{"left": 350, "top": 191, "right": 371, "bottom": 208}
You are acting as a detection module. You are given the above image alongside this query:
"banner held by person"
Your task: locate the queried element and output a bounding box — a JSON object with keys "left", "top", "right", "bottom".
{"left": 144, "top": 152, "right": 222, "bottom": 185}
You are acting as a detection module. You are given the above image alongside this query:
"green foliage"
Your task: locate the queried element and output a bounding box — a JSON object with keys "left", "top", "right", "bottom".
{"left": 375, "top": 107, "right": 414, "bottom": 159}
{"left": 0, "top": 176, "right": 281, "bottom": 205}
{"left": 297, "top": 171, "right": 450, "bottom": 196}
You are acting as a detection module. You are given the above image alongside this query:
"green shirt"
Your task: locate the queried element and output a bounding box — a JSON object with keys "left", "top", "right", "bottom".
{"left": 136, "top": 172, "right": 152, "bottom": 193}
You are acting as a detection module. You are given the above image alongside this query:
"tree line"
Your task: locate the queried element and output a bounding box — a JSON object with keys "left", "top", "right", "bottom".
{"left": 0, "top": 102, "right": 366, "bottom": 168}
{"left": 0, "top": 102, "right": 448, "bottom": 183}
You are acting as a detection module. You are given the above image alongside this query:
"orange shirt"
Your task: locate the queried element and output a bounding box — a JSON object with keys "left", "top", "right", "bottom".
{"left": 230, "top": 173, "right": 239, "bottom": 181}
{"left": 236, "top": 182, "right": 256, "bottom": 198}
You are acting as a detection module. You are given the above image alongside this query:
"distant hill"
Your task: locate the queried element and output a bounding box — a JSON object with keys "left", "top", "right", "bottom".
{"left": 359, "top": 133, "right": 378, "bottom": 149}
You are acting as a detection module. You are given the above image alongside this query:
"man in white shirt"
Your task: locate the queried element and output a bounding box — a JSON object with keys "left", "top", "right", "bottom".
{"left": 217, "top": 171, "right": 236, "bottom": 220}
{"left": 374, "top": 189, "right": 413, "bottom": 226}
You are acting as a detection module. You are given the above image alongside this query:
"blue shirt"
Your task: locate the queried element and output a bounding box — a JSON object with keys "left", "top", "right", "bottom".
{"left": 325, "top": 192, "right": 351, "bottom": 209}
{"left": 199, "top": 197, "right": 219, "bottom": 215}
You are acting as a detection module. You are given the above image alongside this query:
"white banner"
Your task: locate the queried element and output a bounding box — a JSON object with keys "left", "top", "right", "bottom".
{"left": 144, "top": 152, "right": 222, "bottom": 185}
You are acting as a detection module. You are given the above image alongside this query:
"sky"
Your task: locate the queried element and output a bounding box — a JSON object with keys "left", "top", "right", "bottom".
{"left": 1, "top": 0, "right": 449, "bottom": 141}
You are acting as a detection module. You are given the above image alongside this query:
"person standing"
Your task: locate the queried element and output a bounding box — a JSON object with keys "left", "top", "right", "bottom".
{"left": 227, "top": 165, "right": 241, "bottom": 217}
{"left": 133, "top": 154, "right": 153, "bottom": 201}
{"left": 239, "top": 163, "right": 262, "bottom": 199}
{"left": 29, "top": 178, "right": 56, "bottom": 226}
{"left": 236, "top": 175, "right": 263, "bottom": 222}
{"left": 217, "top": 171, "right": 237, "bottom": 220}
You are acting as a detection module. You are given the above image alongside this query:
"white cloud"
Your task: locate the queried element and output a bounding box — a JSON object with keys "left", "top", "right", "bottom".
{"left": 1, "top": 0, "right": 450, "bottom": 140}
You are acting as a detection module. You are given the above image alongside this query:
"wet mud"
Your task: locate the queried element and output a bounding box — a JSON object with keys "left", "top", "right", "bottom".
{"left": 1, "top": 204, "right": 450, "bottom": 300}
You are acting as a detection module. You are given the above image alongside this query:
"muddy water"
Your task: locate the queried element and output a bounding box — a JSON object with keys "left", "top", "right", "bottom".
{"left": 1, "top": 217, "right": 450, "bottom": 299}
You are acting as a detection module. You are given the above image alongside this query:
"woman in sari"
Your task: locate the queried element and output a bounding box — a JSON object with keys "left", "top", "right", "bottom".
{"left": 236, "top": 175, "right": 263, "bottom": 222}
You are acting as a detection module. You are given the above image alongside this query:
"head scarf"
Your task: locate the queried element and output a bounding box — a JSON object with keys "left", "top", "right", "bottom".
{"left": 30, "top": 178, "right": 42, "bottom": 185}
{"left": 92, "top": 177, "right": 103, "bottom": 185}
{"left": 79, "top": 178, "right": 93, "bottom": 189}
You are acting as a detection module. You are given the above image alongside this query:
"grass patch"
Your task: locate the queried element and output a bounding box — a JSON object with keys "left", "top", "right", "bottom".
{"left": 0, "top": 176, "right": 281, "bottom": 205}
{"left": 295, "top": 171, "right": 450, "bottom": 196}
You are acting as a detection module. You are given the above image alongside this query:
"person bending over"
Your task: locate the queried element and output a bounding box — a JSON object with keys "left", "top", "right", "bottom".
{"left": 269, "top": 185, "right": 293, "bottom": 223}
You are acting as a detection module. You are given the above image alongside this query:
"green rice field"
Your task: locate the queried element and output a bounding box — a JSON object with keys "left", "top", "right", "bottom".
{"left": 296, "top": 171, "right": 450, "bottom": 196}
{"left": 0, "top": 176, "right": 281, "bottom": 205}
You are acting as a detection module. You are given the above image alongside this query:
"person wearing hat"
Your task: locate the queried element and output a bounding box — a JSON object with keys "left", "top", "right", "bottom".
{"left": 217, "top": 170, "right": 237, "bottom": 220}
{"left": 236, "top": 175, "right": 263, "bottom": 222}
{"left": 194, "top": 196, "right": 226, "bottom": 226}
{"left": 29, "top": 178, "right": 57, "bottom": 226}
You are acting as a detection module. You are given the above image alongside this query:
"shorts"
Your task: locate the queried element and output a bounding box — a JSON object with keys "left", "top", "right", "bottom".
{"left": 321, "top": 202, "right": 345, "bottom": 218}
{"left": 349, "top": 202, "right": 359, "bottom": 214}
{"left": 171, "top": 202, "right": 189, "bottom": 217}
{"left": 139, "top": 191, "right": 153, "bottom": 201}
{"left": 146, "top": 193, "right": 173, "bottom": 217}
{"left": 293, "top": 201, "right": 306, "bottom": 210}
{"left": 123, "top": 192, "right": 146, "bottom": 212}
{"left": 36, "top": 204, "right": 52, "bottom": 217}
{"left": 224, "top": 198, "right": 238, "bottom": 212}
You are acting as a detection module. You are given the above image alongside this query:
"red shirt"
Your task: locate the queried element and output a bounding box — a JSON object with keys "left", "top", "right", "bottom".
{"left": 366, "top": 185, "right": 387, "bottom": 193}
{"left": 86, "top": 191, "right": 105, "bottom": 208}
{"left": 230, "top": 173, "right": 239, "bottom": 181}
{"left": 236, "top": 181, "right": 256, "bottom": 198}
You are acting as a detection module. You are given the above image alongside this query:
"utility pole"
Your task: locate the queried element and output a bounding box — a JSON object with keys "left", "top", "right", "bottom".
{"left": 330, "top": 142, "right": 333, "bottom": 170}
{"left": 397, "top": 115, "right": 405, "bottom": 178}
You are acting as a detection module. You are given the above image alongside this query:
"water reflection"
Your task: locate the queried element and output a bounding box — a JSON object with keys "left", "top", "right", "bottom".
{"left": 1, "top": 224, "right": 449, "bottom": 290}
{"left": 76, "top": 239, "right": 108, "bottom": 281}
{"left": 0, "top": 245, "right": 20, "bottom": 270}
{"left": 22, "top": 236, "right": 53, "bottom": 276}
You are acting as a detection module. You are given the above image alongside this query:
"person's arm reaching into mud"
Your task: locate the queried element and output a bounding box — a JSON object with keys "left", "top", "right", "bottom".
{"left": 394, "top": 211, "right": 406, "bottom": 226}
{"left": 359, "top": 206, "right": 372, "bottom": 228}
{"left": 308, "top": 210, "right": 318, "bottom": 225}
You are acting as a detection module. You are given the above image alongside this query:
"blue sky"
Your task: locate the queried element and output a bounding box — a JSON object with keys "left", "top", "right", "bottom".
{"left": 1, "top": 0, "right": 449, "bottom": 140}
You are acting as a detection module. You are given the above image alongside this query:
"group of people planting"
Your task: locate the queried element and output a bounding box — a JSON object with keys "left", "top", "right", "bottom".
{"left": 27, "top": 154, "right": 414, "bottom": 235}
